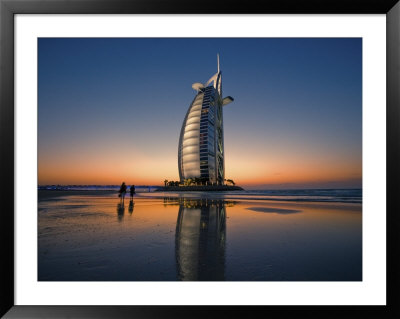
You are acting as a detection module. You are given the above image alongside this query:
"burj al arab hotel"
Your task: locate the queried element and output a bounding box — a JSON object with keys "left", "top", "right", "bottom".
{"left": 178, "top": 55, "right": 234, "bottom": 185}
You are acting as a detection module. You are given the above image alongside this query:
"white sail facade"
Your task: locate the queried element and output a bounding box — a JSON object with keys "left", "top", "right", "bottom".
{"left": 178, "top": 55, "right": 233, "bottom": 185}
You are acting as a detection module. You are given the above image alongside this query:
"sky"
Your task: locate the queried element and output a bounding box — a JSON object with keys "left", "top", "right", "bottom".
{"left": 38, "top": 38, "right": 362, "bottom": 189}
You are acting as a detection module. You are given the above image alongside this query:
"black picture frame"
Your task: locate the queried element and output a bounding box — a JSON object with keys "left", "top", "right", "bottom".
{"left": 1, "top": 0, "right": 399, "bottom": 318}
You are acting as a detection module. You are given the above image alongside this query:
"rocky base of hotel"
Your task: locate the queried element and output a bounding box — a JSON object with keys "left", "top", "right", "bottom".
{"left": 155, "top": 185, "right": 244, "bottom": 192}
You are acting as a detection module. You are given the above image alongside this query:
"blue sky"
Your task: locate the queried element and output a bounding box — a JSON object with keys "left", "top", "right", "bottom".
{"left": 38, "top": 38, "right": 362, "bottom": 188}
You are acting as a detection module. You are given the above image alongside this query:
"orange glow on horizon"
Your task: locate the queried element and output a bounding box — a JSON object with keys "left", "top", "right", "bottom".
{"left": 38, "top": 132, "right": 361, "bottom": 187}
{"left": 38, "top": 152, "right": 361, "bottom": 187}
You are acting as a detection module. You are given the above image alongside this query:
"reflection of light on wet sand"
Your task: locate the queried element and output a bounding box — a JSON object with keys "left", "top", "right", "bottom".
{"left": 175, "top": 199, "right": 226, "bottom": 281}
{"left": 38, "top": 192, "right": 362, "bottom": 281}
{"left": 247, "top": 207, "right": 302, "bottom": 214}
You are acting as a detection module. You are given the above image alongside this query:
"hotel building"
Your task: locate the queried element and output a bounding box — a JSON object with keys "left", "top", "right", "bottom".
{"left": 178, "top": 55, "right": 234, "bottom": 185}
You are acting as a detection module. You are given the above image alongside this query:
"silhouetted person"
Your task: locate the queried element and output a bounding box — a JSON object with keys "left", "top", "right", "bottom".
{"left": 130, "top": 185, "right": 136, "bottom": 200}
{"left": 119, "top": 182, "right": 127, "bottom": 203}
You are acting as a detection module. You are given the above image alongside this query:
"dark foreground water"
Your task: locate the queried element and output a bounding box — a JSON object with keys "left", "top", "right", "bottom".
{"left": 38, "top": 190, "right": 362, "bottom": 281}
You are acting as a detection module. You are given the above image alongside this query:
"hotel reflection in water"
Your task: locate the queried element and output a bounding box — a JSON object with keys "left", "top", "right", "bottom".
{"left": 164, "top": 198, "right": 230, "bottom": 281}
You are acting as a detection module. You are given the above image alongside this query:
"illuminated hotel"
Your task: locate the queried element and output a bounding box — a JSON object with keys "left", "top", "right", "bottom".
{"left": 178, "top": 55, "right": 234, "bottom": 185}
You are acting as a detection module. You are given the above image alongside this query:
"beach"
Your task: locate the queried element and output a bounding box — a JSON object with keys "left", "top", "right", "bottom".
{"left": 38, "top": 190, "right": 362, "bottom": 281}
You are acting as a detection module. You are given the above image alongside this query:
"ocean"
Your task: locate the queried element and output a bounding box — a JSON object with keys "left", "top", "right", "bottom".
{"left": 38, "top": 186, "right": 362, "bottom": 204}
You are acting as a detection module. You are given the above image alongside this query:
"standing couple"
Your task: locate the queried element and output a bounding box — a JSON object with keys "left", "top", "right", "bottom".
{"left": 118, "top": 182, "right": 135, "bottom": 202}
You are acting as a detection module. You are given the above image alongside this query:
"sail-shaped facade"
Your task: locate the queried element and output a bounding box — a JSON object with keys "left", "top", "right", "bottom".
{"left": 178, "top": 55, "right": 234, "bottom": 185}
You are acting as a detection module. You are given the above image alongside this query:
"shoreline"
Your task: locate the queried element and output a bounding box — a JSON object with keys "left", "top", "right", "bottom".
{"left": 38, "top": 189, "right": 117, "bottom": 200}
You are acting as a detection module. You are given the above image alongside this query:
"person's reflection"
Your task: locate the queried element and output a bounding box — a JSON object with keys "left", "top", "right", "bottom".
{"left": 117, "top": 202, "right": 125, "bottom": 222}
{"left": 175, "top": 198, "right": 227, "bottom": 281}
{"left": 128, "top": 199, "right": 134, "bottom": 214}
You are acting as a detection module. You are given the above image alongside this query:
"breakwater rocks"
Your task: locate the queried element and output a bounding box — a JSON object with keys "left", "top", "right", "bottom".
{"left": 155, "top": 185, "right": 243, "bottom": 192}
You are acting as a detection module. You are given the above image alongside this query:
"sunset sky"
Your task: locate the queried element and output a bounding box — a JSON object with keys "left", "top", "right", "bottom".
{"left": 38, "top": 38, "right": 362, "bottom": 189}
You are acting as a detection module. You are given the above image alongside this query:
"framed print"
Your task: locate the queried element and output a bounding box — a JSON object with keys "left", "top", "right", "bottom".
{"left": 1, "top": 0, "right": 399, "bottom": 318}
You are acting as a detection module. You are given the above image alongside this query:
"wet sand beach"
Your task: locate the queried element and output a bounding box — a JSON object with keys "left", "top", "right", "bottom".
{"left": 38, "top": 190, "right": 362, "bottom": 281}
